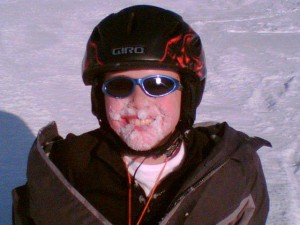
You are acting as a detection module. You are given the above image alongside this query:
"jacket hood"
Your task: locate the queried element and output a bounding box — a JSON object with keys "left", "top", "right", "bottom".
{"left": 26, "top": 122, "right": 112, "bottom": 225}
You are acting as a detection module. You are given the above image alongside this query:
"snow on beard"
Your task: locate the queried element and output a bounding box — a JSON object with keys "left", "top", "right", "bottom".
{"left": 107, "top": 104, "right": 173, "bottom": 151}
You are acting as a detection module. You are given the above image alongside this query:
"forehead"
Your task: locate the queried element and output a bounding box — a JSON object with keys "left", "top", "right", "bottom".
{"left": 105, "top": 69, "right": 180, "bottom": 80}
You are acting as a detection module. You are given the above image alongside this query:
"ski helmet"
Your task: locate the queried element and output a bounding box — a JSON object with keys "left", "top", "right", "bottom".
{"left": 82, "top": 5, "right": 206, "bottom": 155}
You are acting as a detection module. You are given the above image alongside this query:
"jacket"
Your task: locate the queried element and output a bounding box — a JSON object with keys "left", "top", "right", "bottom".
{"left": 12, "top": 121, "right": 271, "bottom": 225}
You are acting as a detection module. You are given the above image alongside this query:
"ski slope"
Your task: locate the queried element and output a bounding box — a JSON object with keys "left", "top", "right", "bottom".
{"left": 1, "top": 0, "right": 299, "bottom": 224}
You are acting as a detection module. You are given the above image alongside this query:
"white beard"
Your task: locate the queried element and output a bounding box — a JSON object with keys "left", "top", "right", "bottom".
{"left": 108, "top": 106, "right": 172, "bottom": 151}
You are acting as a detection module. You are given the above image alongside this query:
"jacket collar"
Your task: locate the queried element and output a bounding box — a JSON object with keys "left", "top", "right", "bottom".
{"left": 174, "top": 122, "right": 271, "bottom": 199}
{"left": 93, "top": 129, "right": 128, "bottom": 178}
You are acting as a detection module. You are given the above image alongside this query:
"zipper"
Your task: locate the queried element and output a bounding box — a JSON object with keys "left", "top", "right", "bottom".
{"left": 167, "top": 158, "right": 230, "bottom": 212}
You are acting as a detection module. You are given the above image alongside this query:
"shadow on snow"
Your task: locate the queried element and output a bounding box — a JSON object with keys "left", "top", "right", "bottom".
{"left": 0, "top": 111, "right": 35, "bottom": 225}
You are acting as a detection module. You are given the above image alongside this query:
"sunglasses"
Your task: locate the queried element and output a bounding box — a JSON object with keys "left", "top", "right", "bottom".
{"left": 102, "top": 75, "right": 183, "bottom": 98}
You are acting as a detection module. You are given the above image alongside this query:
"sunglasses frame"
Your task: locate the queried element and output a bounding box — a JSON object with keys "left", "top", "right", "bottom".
{"left": 102, "top": 75, "right": 183, "bottom": 98}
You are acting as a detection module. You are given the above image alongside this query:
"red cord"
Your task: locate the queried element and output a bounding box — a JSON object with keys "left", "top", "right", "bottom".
{"left": 126, "top": 163, "right": 132, "bottom": 225}
{"left": 125, "top": 157, "right": 169, "bottom": 225}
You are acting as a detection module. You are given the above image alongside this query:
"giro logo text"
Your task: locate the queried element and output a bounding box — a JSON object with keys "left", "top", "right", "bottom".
{"left": 112, "top": 47, "right": 144, "bottom": 55}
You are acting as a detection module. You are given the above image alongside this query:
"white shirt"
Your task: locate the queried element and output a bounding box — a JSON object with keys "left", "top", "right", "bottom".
{"left": 124, "top": 144, "right": 185, "bottom": 196}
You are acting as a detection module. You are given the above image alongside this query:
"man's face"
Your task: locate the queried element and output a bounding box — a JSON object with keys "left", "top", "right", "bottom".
{"left": 104, "top": 69, "right": 182, "bottom": 151}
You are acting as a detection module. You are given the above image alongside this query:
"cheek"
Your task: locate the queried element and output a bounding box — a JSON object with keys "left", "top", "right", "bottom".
{"left": 159, "top": 92, "right": 181, "bottom": 128}
{"left": 105, "top": 97, "right": 126, "bottom": 128}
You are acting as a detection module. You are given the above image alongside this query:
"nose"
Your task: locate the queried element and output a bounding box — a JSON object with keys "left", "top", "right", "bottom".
{"left": 129, "top": 85, "right": 150, "bottom": 109}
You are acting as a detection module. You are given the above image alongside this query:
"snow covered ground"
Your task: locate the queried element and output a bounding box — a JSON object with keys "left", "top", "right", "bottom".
{"left": 1, "top": 0, "right": 299, "bottom": 224}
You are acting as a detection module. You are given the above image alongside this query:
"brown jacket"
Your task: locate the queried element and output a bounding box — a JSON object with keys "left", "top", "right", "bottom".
{"left": 12, "top": 122, "right": 270, "bottom": 225}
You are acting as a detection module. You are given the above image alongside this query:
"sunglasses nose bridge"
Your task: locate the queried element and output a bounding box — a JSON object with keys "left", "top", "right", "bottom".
{"left": 130, "top": 79, "right": 151, "bottom": 107}
{"left": 132, "top": 78, "right": 147, "bottom": 94}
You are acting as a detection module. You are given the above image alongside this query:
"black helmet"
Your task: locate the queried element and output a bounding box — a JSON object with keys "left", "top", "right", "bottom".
{"left": 82, "top": 5, "right": 206, "bottom": 156}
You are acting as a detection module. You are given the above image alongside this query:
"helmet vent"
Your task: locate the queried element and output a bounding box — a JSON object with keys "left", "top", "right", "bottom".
{"left": 127, "top": 12, "right": 136, "bottom": 35}
{"left": 167, "top": 21, "right": 182, "bottom": 38}
{"left": 191, "top": 37, "right": 201, "bottom": 48}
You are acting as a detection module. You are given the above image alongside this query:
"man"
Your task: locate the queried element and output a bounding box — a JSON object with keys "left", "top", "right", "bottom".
{"left": 13, "top": 5, "right": 270, "bottom": 225}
